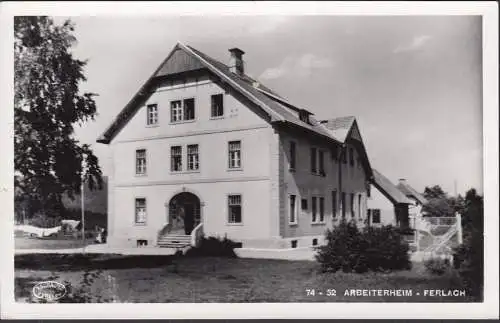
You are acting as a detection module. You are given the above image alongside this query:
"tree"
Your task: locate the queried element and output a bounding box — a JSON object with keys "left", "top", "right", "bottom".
{"left": 453, "top": 188, "right": 483, "bottom": 301}
{"left": 14, "top": 17, "right": 102, "bottom": 219}
{"left": 422, "top": 184, "right": 465, "bottom": 217}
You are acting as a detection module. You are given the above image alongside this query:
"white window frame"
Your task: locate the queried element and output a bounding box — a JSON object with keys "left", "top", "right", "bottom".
{"left": 135, "top": 149, "right": 147, "bottom": 176}
{"left": 319, "top": 196, "right": 325, "bottom": 223}
{"left": 210, "top": 93, "right": 224, "bottom": 119}
{"left": 371, "top": 209, "right": 381, "bottom": 224}
{"left": 288, "top": 194, "right": 298, "bottom": 225}
{"left": 170, "top": 145, "right": 183, "bottom": 172}
{"left": 228, "top": 140, "right": 242, "bottom": 170}
{"left": 170, "top": 100, "right": 183, "bottom": 122}
{"left": 134, "top": 197, "right": 147, "bottom": 225}
{"left": 146, "top": 103, "right": 158, "bottom": 126}
{"left": 311, "top": 196, "right": 317, "bottom": 223}
{"left": 227, "top": 194, "right": 243, "bottom": 225}
{"left": 187, "top": 144, "right": 200, "bottom": 171}
{"left": 289, "top": 141, "right": 296, "bottom": 171}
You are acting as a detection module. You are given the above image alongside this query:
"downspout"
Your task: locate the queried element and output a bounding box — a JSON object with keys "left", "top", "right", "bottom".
{"left": 338, "top": 143, "right": 345, "bottom": 220}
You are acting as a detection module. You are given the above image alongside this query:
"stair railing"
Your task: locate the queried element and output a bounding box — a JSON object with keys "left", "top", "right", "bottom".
{"left": 157, "top": 223, "right": 172, "bottom": 242}
{"left": 190, "top": 223, "right": 203, "bottom": 247}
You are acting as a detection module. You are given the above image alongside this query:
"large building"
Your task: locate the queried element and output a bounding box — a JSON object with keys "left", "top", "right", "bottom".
{"left": 97, "top": 43, "right": 373, "bottom": 249}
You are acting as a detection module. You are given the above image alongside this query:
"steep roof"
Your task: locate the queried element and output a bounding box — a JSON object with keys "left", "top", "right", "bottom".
{"left": 371, "top": 169, "right": 412, "bottom": 205}
{"left": 396, "top": 181, "right": 428, "bottom": 205}
{"left": 96, "top": 42, "right": 373, "bottom": 178}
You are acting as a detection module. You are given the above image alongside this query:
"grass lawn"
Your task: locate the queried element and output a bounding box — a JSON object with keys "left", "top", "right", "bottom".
{"left": 15, "top": 237, "right": 95, "bottom": 250}
{"left": 15, "top": 254, "right": 470, "bottom": 303}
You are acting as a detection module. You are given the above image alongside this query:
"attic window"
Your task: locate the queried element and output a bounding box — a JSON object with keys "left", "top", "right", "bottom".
{"left": 299, "top": 110, "right": 309, "bottom": 123}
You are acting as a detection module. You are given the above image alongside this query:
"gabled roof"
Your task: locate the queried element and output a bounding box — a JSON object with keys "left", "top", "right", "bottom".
{"left": 96, "top": 42, "right": 374, "bottom": 178}
{"left": 371, "top": 169, "right": 412, "bottom": 205}
{"left": 396, "top": 181, "right": 428, "bottom": 205}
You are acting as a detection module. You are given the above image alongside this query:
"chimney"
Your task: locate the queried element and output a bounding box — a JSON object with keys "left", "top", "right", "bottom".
{"left": 399, "top": 179, "right": 406, "bottom": 182}
{"left": 229, "top": 48, "right": 245, "bottom": 75}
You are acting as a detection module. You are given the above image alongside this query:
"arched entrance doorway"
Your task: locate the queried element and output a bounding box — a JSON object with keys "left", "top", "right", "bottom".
{"left": 168, "top": 192, "right": 201, "bottom": 235}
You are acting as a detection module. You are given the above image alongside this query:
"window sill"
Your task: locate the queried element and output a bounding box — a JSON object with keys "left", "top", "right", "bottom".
{"left": 289, "top": 222, "right": 298, "bottom": 226}
{"left": 169, "top": 119, "right": 196, "bottom": 125}
{"left": 311, "top": 222, "right": 326, "bottom": 225}
{"left": 135, "top": 173, "right": 147, "bottom": 177}
{"left": 227, "top": 168, "right": 243, "bottom": 172}
{"left": 289, "top": 168, "right": 296, "bottom": 173}
{"left": 226, "top": 223, "right": 243, "bottom": 226}
{"left": 210, "top": 116, "right": 225, "bottom": 120}
{"left": 169, "top": 170, "right": 200, "bottom": 175}
{"left": 145, "top": 124, "right": 159, "bottom": 128}
{"left": 134, "top": 223, "right": 147, "bottom": 226}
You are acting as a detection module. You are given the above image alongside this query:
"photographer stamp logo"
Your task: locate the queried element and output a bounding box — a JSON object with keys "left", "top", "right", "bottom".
{"left": 32, "top": 281, "right": 67, "bottom": 302}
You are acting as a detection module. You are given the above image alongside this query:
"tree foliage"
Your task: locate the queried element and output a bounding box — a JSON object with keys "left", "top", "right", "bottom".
{"left": 14, "top": 16, "right": 102, "bottom": 218}
{"left": 315, "top": 220, "right": 411, "bottom": 273}
{"left": 453, "top": 188, "right": 484, "bottom": 301}
{"left": 422, "top": 185, "right": 465, "bottom": 217}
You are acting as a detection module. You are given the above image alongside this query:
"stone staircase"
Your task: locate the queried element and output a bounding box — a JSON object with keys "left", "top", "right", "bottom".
{"left": 157, "top": 234, "right": 192, "bottom": 248}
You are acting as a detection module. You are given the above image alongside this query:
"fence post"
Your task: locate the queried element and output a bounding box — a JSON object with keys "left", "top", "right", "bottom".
{"left": 456, "top": 212, "right": 463, "bottom": 244}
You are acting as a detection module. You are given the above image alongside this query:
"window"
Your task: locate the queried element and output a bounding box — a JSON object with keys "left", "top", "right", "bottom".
{"left": 170, "top": 146, "right": 182, "bottom": 172}
{"left": 146, "top": 104, "right": 158, "bottom": 125}
{"left": 319, "top": 197, "right": 325, "bottom": 222}
{"left": 135, "top": 198, "right": 146, "bottom": 224}
{"left": 187, "top": 144, "right": 199, "bottom": 171}
{"left": 299, "top": 110, "right": 309, "bottom": 123}
{"left": 135, "top": 149, "right": 146, "bottom": 175}
{"left": 183, "top": 98, "right": 195, "bottom": 120}
{"left": 310, "top": 147, "right": 317, "bottom": 173}
{"left": 332, "top": 190, "right": 337, "bottom": 218}
{"left": 170, "top": 98, "right": 195, "bottom": 122}
{"left": 350, "top": 193, "right": 355, "bottom": 217}
{"left": 228, "top": 141, "right": 241, "bottom": 169}
{"left": 349, "top": 147, "right": 354, "bottom": 166}
{"left": 358, "top": 194, "right": 362, "bottom": 219}
{"left": 341, "top": 192, "right": 346, "bottom": 218}
{"left": 170, "top": 100, "right": 183, "bottom": 122}
{"left": 228, "top": 195, "right": 242, "bottom": 224}
{"left": 289, "top": 141, "right": 296, "bottom": 170}
{"left": 342, "top": 147, "right": 347, "bottom": 164}
{"left": 311, "top": 196, "right": 317, "bottom": 222}
{"left": 372, "top": 209, "right": 381, "bottom": 224}
{"left": 331, "top": 146, "right": 338, "bottom": 161}
{"left": 289, "top": 194, "right": 297, "bottom": 224}
{"left": 211, "top": 94, "right": 224, "bottom": 117}
{"left": 301, "top": 198, "right": 308, "bottom": 210}
{"left": 319, "top": 150, "right": 325, "bottom": 175}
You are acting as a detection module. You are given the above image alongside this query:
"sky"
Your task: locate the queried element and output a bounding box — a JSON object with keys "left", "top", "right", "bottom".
{"left": 58, "top": 15, "right": 483, "bottom": 196}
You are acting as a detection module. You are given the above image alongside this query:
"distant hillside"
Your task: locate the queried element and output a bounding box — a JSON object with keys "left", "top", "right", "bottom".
{"left": 62, "top": 176, "right": 108, "bottom": 214}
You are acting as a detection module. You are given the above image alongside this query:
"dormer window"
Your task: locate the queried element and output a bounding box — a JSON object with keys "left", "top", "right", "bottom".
{"left": 299, "top": 110, "right": 309, "bottom": 123}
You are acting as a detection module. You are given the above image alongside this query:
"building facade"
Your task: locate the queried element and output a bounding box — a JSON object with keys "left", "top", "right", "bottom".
{"left": 97, "top": 43, "right": 373, "bottom": 249}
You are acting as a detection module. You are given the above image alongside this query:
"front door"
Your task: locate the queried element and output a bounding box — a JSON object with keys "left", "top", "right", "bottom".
{"left": 168, "top": 192, "right": 200, "bottom": 235}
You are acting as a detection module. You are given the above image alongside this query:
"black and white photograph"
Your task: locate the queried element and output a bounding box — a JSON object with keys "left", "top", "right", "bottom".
{"left": 0, "top": 1, "right": 498, "bottom": 320}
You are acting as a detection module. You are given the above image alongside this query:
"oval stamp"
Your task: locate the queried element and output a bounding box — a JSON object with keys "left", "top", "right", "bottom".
{"left": 32, "top": 281, "right": 67, "bottom": 302}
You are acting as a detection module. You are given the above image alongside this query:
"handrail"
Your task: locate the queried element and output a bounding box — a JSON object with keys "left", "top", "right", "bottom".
{"left": 424, "top": 226, "right": 458, "bottom": 252}
{"left": 190, "top": 222, "right": 203, "bottom": 247}
{"left": 157, "top": 223, "right": 172, "bottom": 240}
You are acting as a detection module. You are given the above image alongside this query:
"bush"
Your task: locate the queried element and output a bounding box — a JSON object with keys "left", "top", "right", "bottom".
{"left": 315, "top": 220, "right": 411, "bottom": 273}
{"left": 424, "top": 257, "right": 451, "bottom": 275}
{"left": 184, "top": 236, "right": 238, "bottom": 258}
{"left": 453, "top": 229, "right": 483, "bottom": 301}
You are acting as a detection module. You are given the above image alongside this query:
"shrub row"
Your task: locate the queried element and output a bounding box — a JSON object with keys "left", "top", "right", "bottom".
{"left": 315, "top": 220, "right": 412, "bottom": 273}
